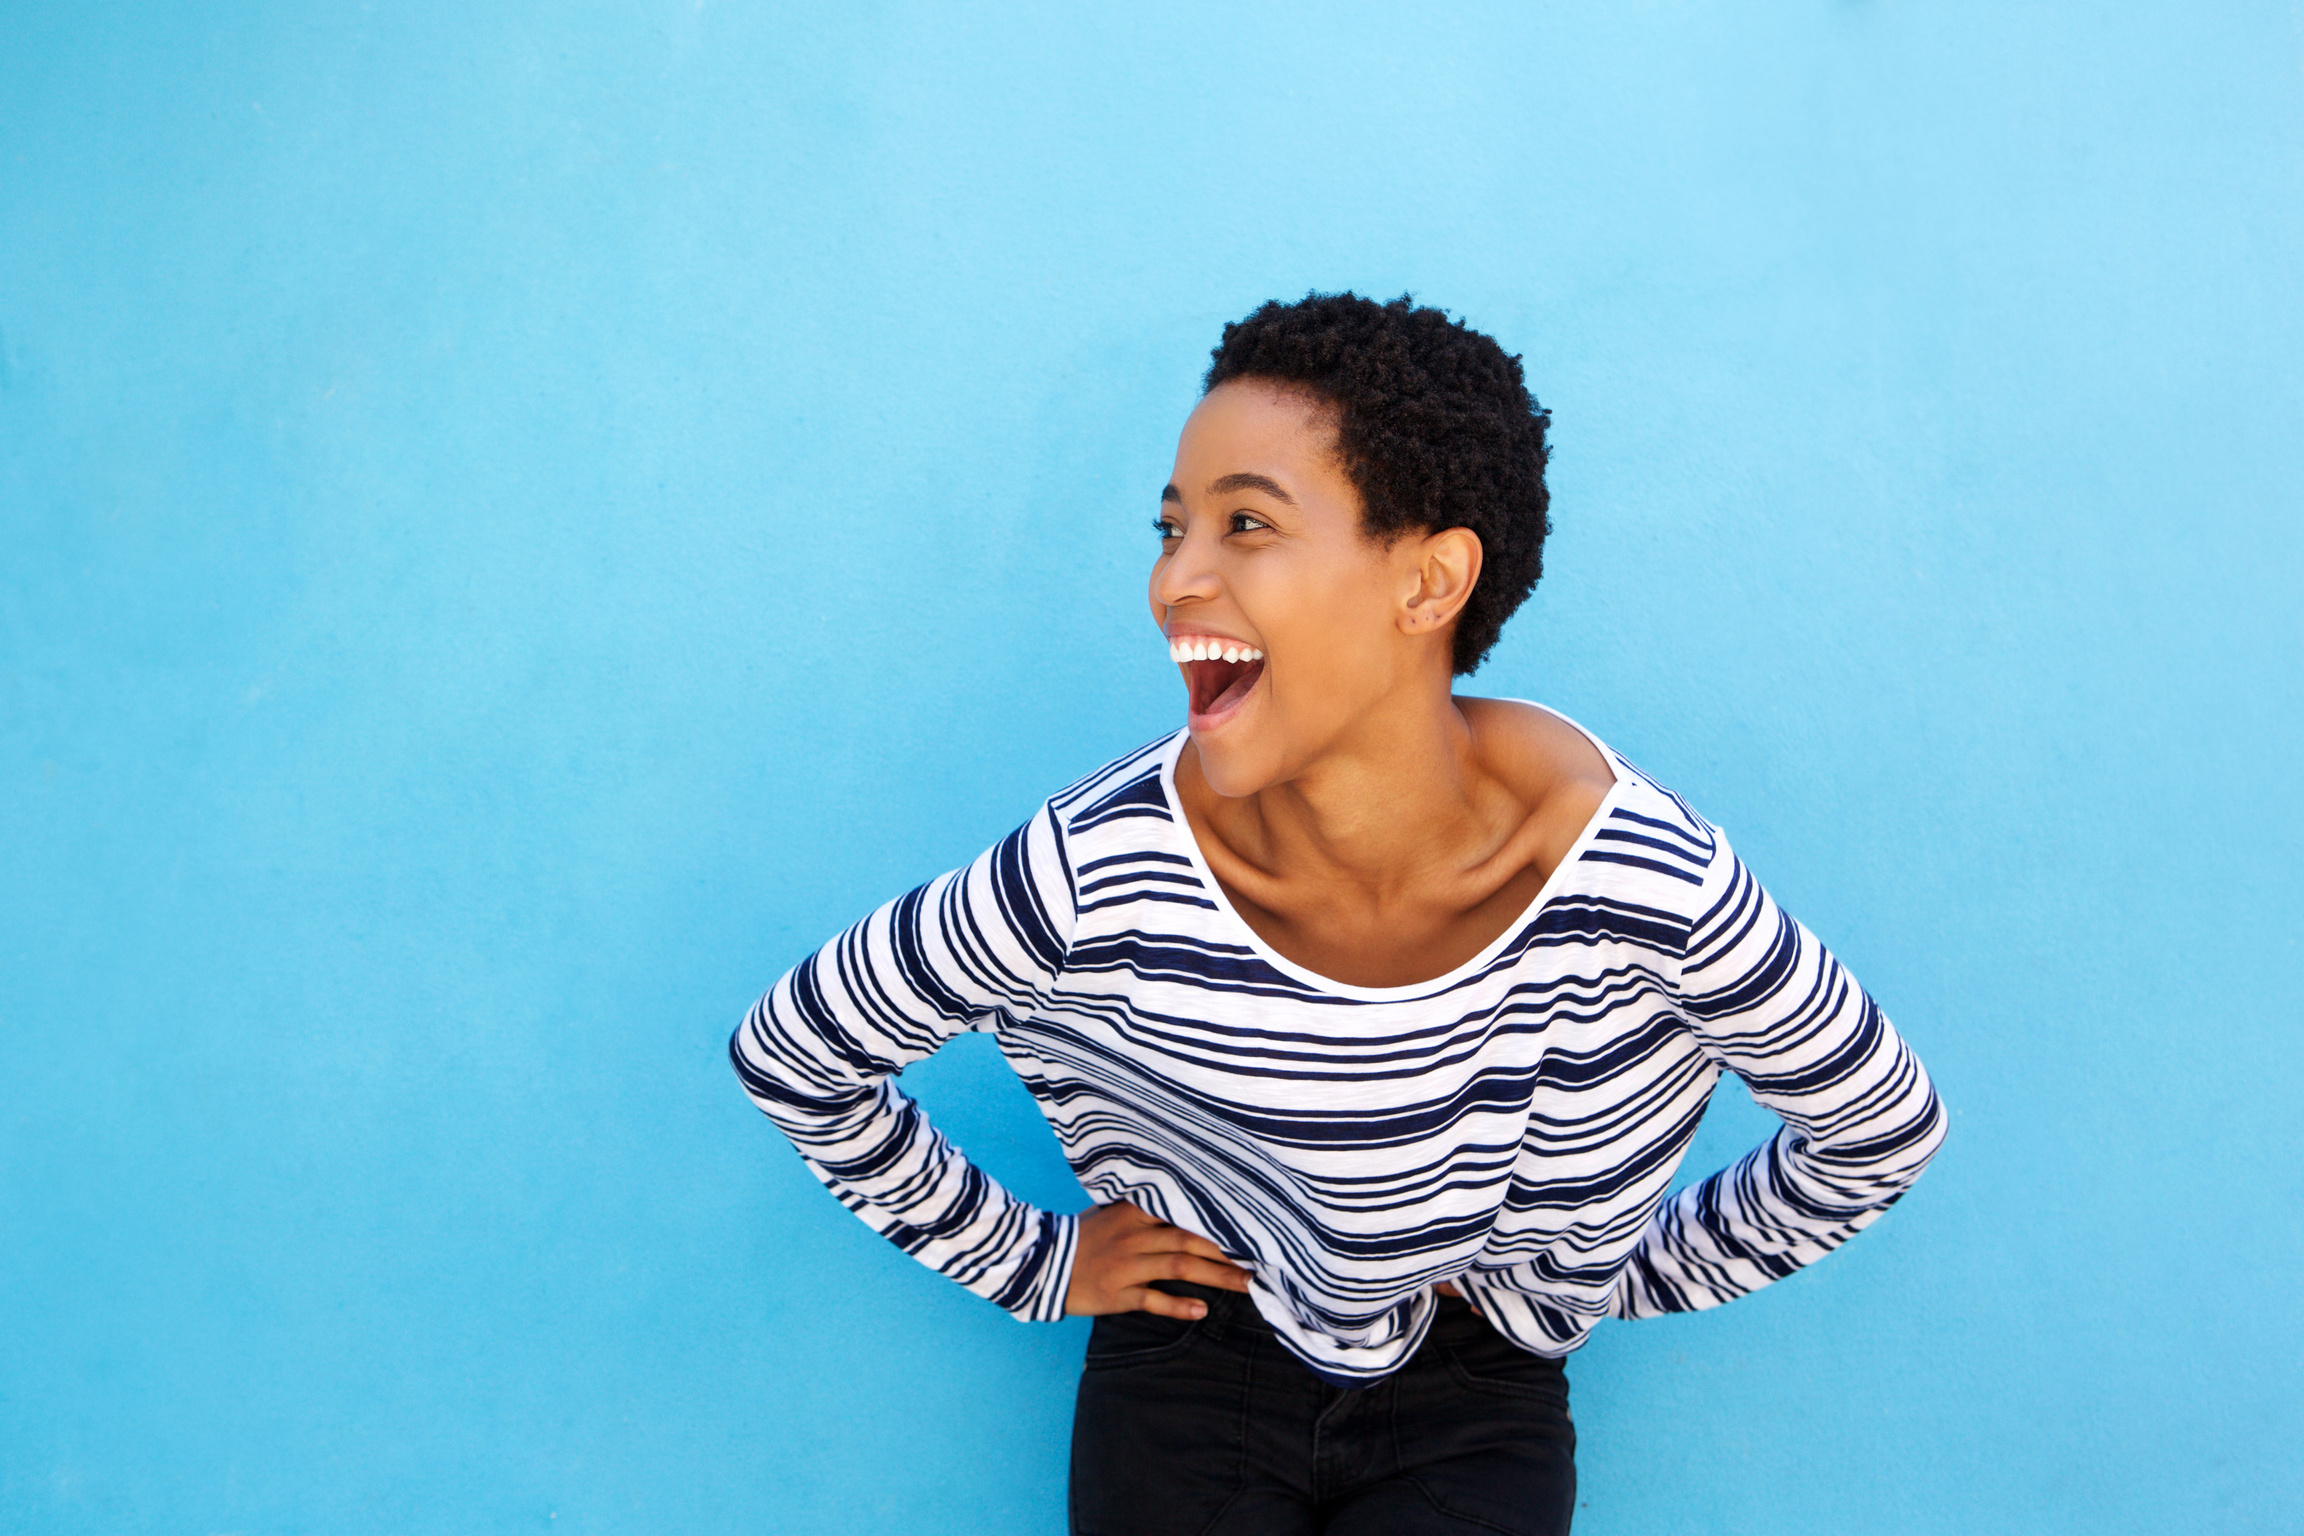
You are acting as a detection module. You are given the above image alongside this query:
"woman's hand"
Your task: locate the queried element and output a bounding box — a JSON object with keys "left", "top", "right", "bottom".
{"left": 1065, "top": 1200, "right": 1253, "bottom": 1320}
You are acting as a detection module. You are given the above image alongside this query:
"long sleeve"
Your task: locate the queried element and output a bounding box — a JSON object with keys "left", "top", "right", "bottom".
{"left": 1609, "top": 834, "right": 1948, "bottom": 1319}
{"left": 729, "top": 806, "right": 1082, "bottom": 1322}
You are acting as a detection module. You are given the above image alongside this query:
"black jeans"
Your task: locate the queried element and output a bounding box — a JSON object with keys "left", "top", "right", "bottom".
{"left": 1070, "top": 1283, "right": 1575, "bottom": 1536}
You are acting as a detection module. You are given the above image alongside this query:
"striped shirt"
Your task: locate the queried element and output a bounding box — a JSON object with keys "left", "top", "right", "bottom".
{"left": 731, "top": 707, "right": 1946, "bottom": 1383}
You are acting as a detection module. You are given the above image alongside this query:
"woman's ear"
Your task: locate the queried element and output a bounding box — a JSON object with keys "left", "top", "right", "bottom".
{"left": 1399, "top": 527, "right": 1483, "bottom": 636}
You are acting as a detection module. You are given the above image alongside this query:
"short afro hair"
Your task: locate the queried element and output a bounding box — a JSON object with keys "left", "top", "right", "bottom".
{"left": 1203, "top": 292, "right": 1550, "bottom": 675}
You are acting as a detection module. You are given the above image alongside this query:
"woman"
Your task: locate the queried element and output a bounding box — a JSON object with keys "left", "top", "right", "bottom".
{"left": 731, "top": 293, "right": 1945, "bottom": 1535}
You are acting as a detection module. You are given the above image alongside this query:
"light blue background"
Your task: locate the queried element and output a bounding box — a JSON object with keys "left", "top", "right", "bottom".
{"left": 5, "top": 3, "right": 2299, "bottom": 1532}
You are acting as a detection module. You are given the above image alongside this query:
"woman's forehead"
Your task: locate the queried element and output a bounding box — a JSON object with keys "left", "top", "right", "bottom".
{"left": 1172, "top": 383, "right": 1345, "bottom": 494}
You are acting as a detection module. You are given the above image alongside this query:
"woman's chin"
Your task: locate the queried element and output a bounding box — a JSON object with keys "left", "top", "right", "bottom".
{"left": 1183, "top": 663, "right": 1293, "bottom": 796}
{"left": 1188, "top": 716, "right": 1282, "bottom": 799}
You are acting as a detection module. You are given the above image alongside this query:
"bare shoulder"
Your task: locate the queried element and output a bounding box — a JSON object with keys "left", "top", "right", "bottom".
{"left": 1458, "top": 697, "right": 1613, "bottom": 792}
{"left": 1457, "top": 697, "right": 1616, "bottom": 853}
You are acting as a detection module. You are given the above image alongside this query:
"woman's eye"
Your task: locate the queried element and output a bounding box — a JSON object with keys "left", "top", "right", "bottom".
{"left": 1229, "top": 512, "right": 1269, "bottom": 534}
{"left": 1153, "top": 519, "right": 1180, "bottom": 540}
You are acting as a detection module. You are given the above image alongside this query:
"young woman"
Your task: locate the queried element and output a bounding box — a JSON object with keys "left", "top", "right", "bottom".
{"left": 731, "top": 294, "right": 1946, "bottom": 1536}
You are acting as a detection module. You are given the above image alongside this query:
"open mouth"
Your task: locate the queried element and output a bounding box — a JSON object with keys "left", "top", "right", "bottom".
{"left": 1169, "top": 637, "right": 1266, "bottom": 724}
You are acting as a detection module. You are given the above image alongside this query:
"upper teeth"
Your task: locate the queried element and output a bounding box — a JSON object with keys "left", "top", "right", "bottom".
{"left": 1169, "top": 639, "right": 1264, "bottom": 664}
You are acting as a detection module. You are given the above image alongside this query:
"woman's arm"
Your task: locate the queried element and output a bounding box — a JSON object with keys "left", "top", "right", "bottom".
{"left": 1610, "top": 837, "right": 1948, "bottom": 1319}
{"left": 728, "top": 808, "right": 1082, "bottom": 1321}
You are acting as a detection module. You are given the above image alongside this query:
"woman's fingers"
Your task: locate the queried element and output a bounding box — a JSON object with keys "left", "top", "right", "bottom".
{"left": 1120, "top": 1220, "right": 1230, "bottom": 1262}
{"left": 1124, "top": 1222, "right": 1252, "bottom": 1292}
{"left": 1163, "top": 1253, "right": 1253, "bottom": 1292}
{"left": 1169, "top": 1228, "right": 1234, "bottom": 1263}
{"left": 1118, "top": 1254, "right": 1250, "bottom": 1320}
{"left": 1129, "top": 1285, "right": 1210, "bottom": 1321}
{"left": 1064, "top": 1200, "right": 1255, "bottom": 1318}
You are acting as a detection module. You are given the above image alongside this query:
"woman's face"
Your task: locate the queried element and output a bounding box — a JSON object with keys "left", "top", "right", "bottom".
{"left": 1149, "top": 379, "right": 1465, "bottom": 797}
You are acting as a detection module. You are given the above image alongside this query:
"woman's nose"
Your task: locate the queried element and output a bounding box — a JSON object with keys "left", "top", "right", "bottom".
{"left": 1152, "top": 531, "right": 1222, "bottom": 608}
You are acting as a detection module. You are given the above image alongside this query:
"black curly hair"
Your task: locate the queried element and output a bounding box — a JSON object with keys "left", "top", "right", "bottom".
{"left": 1203, "top": 292, "right": 1551, "bottom": 676}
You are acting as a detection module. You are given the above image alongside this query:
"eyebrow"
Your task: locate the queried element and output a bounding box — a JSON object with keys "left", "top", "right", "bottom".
{"left": 1159, "top": 472, "right": 1297, "bottom": 506}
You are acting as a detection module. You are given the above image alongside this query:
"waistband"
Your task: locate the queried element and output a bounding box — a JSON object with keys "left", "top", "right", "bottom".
{"left": 1147, "top": 1280, "right": 1478, "bottom": 1362}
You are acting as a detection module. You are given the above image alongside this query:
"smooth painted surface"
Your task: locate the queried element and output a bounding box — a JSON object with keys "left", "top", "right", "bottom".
{"left": 4, "top": 4, "right": 2299, "bottom": 1532}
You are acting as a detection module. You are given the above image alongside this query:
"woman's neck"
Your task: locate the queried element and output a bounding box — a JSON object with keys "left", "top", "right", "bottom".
{"left": 1188, "top": 688, "right": 1521, "bottom": 900}
{"left": 1173, "top": 690, "right": 1616, "bottom": 988}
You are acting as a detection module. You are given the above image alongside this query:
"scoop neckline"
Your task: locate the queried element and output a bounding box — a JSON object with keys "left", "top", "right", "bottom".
{"left": 1154, "top": 700, "right": 1629, "bottom": 1001}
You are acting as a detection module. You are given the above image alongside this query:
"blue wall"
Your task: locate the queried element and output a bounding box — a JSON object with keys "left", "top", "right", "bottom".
{"left": 5, "top": 4, "right": 2299, "bottom": 1532}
